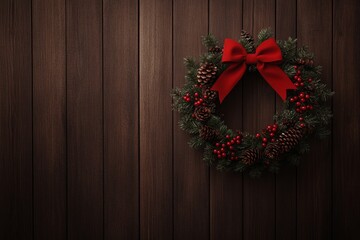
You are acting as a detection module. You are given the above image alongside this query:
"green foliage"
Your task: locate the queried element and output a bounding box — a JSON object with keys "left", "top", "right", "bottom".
{"left": 172, "top": 29, "right": 333, "bottom": 177}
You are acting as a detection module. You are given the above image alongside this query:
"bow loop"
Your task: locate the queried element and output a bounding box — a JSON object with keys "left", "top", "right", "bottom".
{"left": 211, "top": 37, "right": 296, "bottom": 103}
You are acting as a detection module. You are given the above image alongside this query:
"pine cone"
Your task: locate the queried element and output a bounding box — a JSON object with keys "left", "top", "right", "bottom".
{"left": 278, "top": 127, "right": 304, "bottom": 152}
{"left": 194, "top": 106, "right": 212, "bottom": 121}
{"left": 209, "top": 46, "right": 222, "bottom": 54}
{"left": 264, "top": 142, "right": 282, "bottom": 160}
{"left": 197, "top": 62, "right": 217, "bottom": 85}
{"left": 199, "top": 125, "right": 218, "bottom": 141}
{"left": 202, "top": 88, "right": 218, "bottom": 101}
{"left": 240, "top": 148, "right": 262, "bottom": 165}
{"left": 240, "top": 30, "right": 255, "bottom": 53}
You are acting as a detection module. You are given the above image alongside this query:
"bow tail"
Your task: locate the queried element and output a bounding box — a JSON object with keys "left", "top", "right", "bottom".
{"left": 258, "top": 64, "right": 297, "bottom": 101}
{"left": 211, "top": 63, "right": 247, "bottom": 103}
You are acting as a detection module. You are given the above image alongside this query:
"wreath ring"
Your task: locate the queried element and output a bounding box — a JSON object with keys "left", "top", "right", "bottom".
{"left": 173, "top": 29, "right": 333, "bottom": 177}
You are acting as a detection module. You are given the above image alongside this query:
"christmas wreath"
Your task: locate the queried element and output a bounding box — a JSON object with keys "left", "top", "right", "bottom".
{"left": 172, "top": 29, "right": 333, "bottom": 177}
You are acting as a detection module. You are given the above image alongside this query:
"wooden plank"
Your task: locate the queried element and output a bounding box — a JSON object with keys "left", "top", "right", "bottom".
{"left": 173, "top": 0, "right": 209, "bottom": 239}
{"left": 275, "top": 0, "right": 297, "bottom": 239}
{"left": 208, "top": 0, "right": 243, "bottom": 239}
{"left": 103, "top": 0, "right": 139, "bottom": 239}
{"left": 296, "top": 0, "right": 332, "bottom": 239}
{"left": 242, "top": 0, "right": 276, "bottom": 239}
{"left": 333, "top": 0, "right": 360, "bottom": 238}
{"left": 0, "top": 0, "right": 33, "bottom": 239}
{"left": 66, "top": 0, "right": 103, "bottom": 239}
{"left": 139, "top": 0, "right": 173, "bottom": 239}
{"left": 32, "top": 0, "right": 66, "bottom": 239}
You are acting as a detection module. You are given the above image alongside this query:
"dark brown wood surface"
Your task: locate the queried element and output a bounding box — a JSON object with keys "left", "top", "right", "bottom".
{"left": 0, "top": 0, "right": 359, "bottom": 239}
{"left": 66, "top": 0, "right": 103, "bottom": 239}
{"left": 103, "top": 0, "right": 139, "bottom": 239}
{"left": 33, "top": 0, "right": 66, "bottom": 239}
{"left": 173, "top": 0, "right": 210, "bottom": 239}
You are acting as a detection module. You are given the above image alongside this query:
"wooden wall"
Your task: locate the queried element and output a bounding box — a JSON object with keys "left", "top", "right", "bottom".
{"left": 0, "top": 0, "right": 359, "bottom": 239}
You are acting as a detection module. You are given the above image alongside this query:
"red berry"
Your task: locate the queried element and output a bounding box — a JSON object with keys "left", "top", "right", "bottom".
{"left": 217, "top": 154, "right": 222, "bottom": 159}
{"left": 221, "top": 153, "right": 226, "bottom": 157}
{"left": 272, "top": 127, "right": 276, "bottom": 132}
{"left": 296, "top": 102, "right": 301, "bottom": 106}
{"left": 262, "top": 138, "right": 268, "bottom": 143}
{"left": 294, "top": 76, "right": 298, "bottom": 80}
{"left": 299, "top": 117, "right": 304, "bottom": 121}
{"left": 300, "top": 82, "right": 304, "bottom": 86}
{"left": 290, "top": 98, "right": 294, "bottom": 102}
{"left": 255, "top": 133, "right": 261, "bottom": 138}
{"left": 262, "top": 143, "right": 267, "bottom": 148}
{"left": 309, "top": 105, "right": 313, "bottom": 110}
{"left": 231, "top": 140, "right": 235, "bottom": 144}
{"left": 295, "top": 83, "right": 299, "bottom": 87}
{"left": 231, "top": 152, "right": 235, "bottom": 156}
{"left": 294, "top": 65, "right": 298, "bottom": 69}
{"left": 305, "top": 94, "right": 310, "bottom": 99}
{"left": 226, "top": 135, "right": 230, "bottom": 139}
{"left": 213, "top": 149, "right": 217, "bottom": 154}
{"left": 271, "top": 138, "right": 276, "bottom": 142}
{"left": 301, "top": 98, "right": 306, "bottom": 102}
{"left": 294, "top": 96, "right": 298, "bottom": 100}
{"left": 297, "top": 70, "right": 301, "bottom": 75}
{"left": 194, "top": 92, "right": 199, "bottom": 97}
{"left": 226, "top": 142, "right": 231, "bottom": 146}
{"left": 222, "top": 144, "right": 225, "bottom": 147}
{"left": 215, "top": 143, "right": 220, "bottom": 147}
{"left": 230, "top": 157, "right": 234, "bottom": 160}
{"left": 221, "top": 148, "right": 224, "bottom": 152}
{"left": 301, "top": 106, "right": 307, "bottom": 111}
{"left": 229, "top": 146, "right": 234, "bottom": 150}
{"left": 308, "top": 78, "right": 312, "bottom": 82}
{"left": 236, "top": 140, "right": 241, "bottom": 144}
{"left": 300, "top": 123, "right": 305, "bottom": 128}
{"left": 236, "top": 135, "right": 241, "bottom": 139}
{"left": 299, "top": 93, "right": 305, "bottom": 98}
{"left": 270, "top": 133, "right": 275, "bottom": 137}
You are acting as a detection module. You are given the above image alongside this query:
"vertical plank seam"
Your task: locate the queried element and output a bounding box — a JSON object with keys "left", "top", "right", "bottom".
{"left": 207, "top": 0, "right": 210, "bottom": 239}
{"left": 274, "top": 1, "right": 277, "bottom": 239}
{"left": 65, "top": 0, "right": 68, "bottom": 238}
{"left": 207, "top": 0, "right": 210, "bottom": 229}
{"left": 171, "top": 0, "right": 175, "bottom": 239}
{"left": 137, "top": 0, "right": 141, "bottom": 238}
{"left": 295, "top": 0, "right": 298, "bottom": 238}
{"left": 241, "top": 2, "right": 245, "bottom": 239}
{"left": 31, "top": 0, "right": 35, "bottom": 238}
{"left": 330, "top": 0, "right": 334, "bottom": 238}
{"left": 102, "top": 0, "right": 105, "bottom": 239}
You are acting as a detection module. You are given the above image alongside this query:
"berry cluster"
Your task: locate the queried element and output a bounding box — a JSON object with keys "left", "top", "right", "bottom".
{"left": 290, "top": 91, "right": 313, "bottom": 113}
{"left": 183, "top": 91, "right": 208, "bottom": 107}
{"left": 293, "top": 65, "right": 313, "bottom": 88}
{"left": 213, "top": 134, "right": 242, "bottom": 160}
{"left": 256, "top": 123, "right": 279, "bottom": 148}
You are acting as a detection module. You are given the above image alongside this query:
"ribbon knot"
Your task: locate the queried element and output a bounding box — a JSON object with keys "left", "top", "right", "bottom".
{"left": 211, "top": 38, "right": 296, "bottom": 103}
{"left": 245, "top": 54, "right": 257, "bottom": 65}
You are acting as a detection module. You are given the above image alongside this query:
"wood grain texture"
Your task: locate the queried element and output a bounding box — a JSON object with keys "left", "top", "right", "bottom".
{"left": 0, "top": 0, "right": 360, "bottom": 239}
{"left": 333, "top": 0, "right": 360, "bottom": 238}
{"left": 173, "top": 0, "right": 209, "bottom": 239}
{"left": 139, "top": 0, "right": 173, "bottom": 239}
{"left": 32, "top": 0, "right": 66, "bottom": 239}
{"left": 103, "top": 0, "right": 139, "bottom": 239}
{"left": 297, "top": 0, "right": 332, "bottom": 239}
{"left": 209, "top": 0, "right": 243, "bottom": 239}
{"left": 242, "top": 0, "right": 276, "bottom": 239}
{"left": 66, "top": 0, "right": 103, "bottom": 239}
{"left": 0, "top": 0, "right": 33, "bottom": 239}
{"left": 275, "top": 0, "right": 297, "bottom": 239}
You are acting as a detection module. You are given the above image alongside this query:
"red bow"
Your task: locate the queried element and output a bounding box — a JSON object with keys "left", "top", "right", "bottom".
{"left": 211, "top": 38, "right": 296, "bottom": 103}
